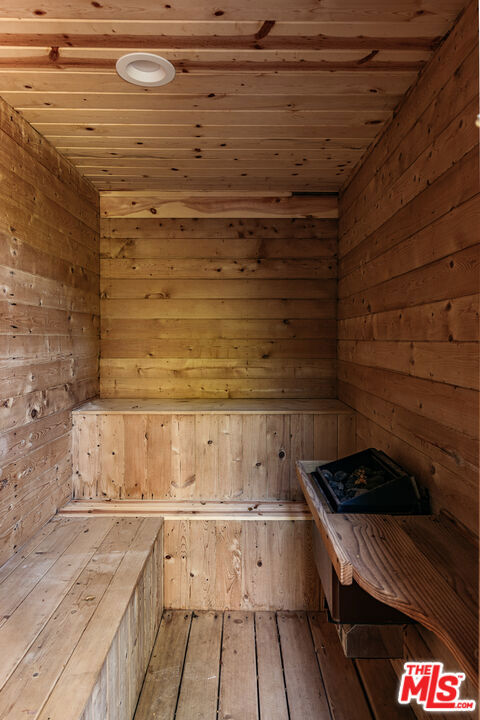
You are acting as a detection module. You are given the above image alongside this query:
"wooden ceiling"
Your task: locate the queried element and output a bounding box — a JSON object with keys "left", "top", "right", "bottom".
{"left": 0, "top": 1, "right": 468, "bottom": 193}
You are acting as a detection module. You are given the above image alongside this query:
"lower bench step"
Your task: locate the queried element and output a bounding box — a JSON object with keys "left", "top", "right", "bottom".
{"left": 0, "top": 515, "right": 163, "bottom": 720}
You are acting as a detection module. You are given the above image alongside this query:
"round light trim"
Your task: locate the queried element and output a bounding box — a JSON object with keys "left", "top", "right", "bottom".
{"left": 116, "top": 53, "right": 176, "bottom": 87}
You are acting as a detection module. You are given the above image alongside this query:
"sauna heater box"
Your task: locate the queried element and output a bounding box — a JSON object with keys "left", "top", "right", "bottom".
{"left": 311, "top": 448, "right": 428, "bottom": 624}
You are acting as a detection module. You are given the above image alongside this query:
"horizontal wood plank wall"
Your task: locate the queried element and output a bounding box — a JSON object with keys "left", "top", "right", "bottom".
{"left": 338, "top": 0, "right": 479, "bottom": 536}
{"left": 100, "top": 217, "right": 337, "bottom": 399}
{"left": 0, "top": 96, "right": 100, "bottom": 566}
{"left": 73, "top": 411, "right": 355, "bottom": 501}
{"left": 163, "top": 518, "right": 320, "bottom": 610}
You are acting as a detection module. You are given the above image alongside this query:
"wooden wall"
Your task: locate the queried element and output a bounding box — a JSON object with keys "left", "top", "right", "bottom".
{"left": 72, "top": 403, "right": 355, "bottom": 501}
{"left": 337, "top": 0, "right": 479, "bottom": 537}
{"left": 163, "top": 519, "right": 319, "bottom": 611}
{"left": 100, "top": 217, "right": 337, "bottom": 399}
{"left": 0, "top": 96, "right": 100, "bottom": 565}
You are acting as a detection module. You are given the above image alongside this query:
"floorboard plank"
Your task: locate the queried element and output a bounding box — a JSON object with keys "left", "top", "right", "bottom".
{"left": 277, "top": 610, "right": 331, "bottom": 720}
{"left": 135, "top": 610, "right": 192, "bottom": 720}
{"left": 255, "top": 611, "right": 289, "bottom": 720}
{"left": 308, "top": 611, "right": 373, "bottom": 720}
{"left": 175, "top": 610, "right": 223, "bottom": 720}
{"left": 356, "top": 659, "right": 416, "bottom": 720}
{"left": 219, "top": 611, "right": 259, "bottom": 720}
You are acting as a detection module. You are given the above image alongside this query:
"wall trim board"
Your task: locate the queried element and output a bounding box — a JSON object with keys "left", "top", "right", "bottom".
{"left": 59, "top": 500, "right": 312, "bottom": 521}
{"left": 59, "top": 499, "right": 312, "bottom": 520}
{"left": 100, "top": 192, "right": 339, "bottom": 219}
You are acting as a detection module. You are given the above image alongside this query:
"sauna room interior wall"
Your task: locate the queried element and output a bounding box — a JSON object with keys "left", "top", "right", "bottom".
{"left": 100, "top": 217, "right": 337, "bottom": 399}
{"left": 337, "top": 0, "right": 479, "bottom": 538}
{"left": 0, "top": 96, "right": 100, "bottom": 566}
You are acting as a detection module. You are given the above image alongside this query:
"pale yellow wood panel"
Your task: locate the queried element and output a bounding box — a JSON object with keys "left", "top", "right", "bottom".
{"left": 71, "top": 410, "right": 352, "bottom": 500}
{"left": 163, "top": 519, "right": 320, "bottom": 610}
{"left": 100, "top": 359, "right": 335, "bottom": 383}
{"left": 100, "top": 193, "right": 338, "bottom": 218}
{"left": 60, "top": 499, "right": 312, "bottom": 519}
{"left": 73, "top": 397, "right": 354, "bottom": 414}
{"left": 20, "top": 107, "right": 391, "bottom": 126}
{"left": 0, "top": 70, "right": 417, "bottom": 95}
{"left": 55, "top": 136, "right": 371, "bottom": 150}
{"left": 38, "top": 122, "right": 380, "bottom": 139}
{"left": 243, "top": 520, "right": 320, "bottom": 609}
{"left": 70, "top": 148, "right": 362, "bottom": 162}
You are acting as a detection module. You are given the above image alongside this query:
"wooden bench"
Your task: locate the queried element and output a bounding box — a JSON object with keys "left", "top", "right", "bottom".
{"left": 297, "top": 460, "right": 479, "bottom": 686}
{"left": 66, "top": 397, "right": 356, "bottom": 613}
{"left": 0, "top": 515, "right": 163, "bottom": 720}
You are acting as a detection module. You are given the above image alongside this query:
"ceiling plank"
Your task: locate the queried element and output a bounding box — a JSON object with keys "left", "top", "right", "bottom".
{"left": 51, "top": 138, "right": 371, "bottom": 150}
{"left": 0, "top": 19, "right": 461, "bottom": 39}
{"left": 0, "top": 34, "right": 439, "bottom": 51}
{"left": 33, "top": 123, "right": 385, "bottom": 139}
{"left": 0, "top": 70, "right": 418, "bottom": 92}
{"left": 17, "top": 108, "right": 392, "bottom": 125}
{"left": 0, "top": 1, "right": 465, "bottom": 23}
{"left": 0, "top": 94, "right": 403, "bottom": 112}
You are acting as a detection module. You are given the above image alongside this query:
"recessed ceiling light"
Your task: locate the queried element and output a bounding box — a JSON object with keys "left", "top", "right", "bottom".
{"left": 116, "top": 53, "right": 176, "bottom": 87}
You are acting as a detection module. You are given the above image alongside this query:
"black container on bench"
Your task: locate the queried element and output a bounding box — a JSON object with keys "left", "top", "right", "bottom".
{"left": 312, "top": 448, "right": 428, "bottom": 514}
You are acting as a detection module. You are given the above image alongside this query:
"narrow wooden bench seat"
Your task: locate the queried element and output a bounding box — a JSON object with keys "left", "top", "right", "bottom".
{"left": 0, "top": 515, "right": 163, "bottom": 720}
{"left": 297, "top": 460, "right": 479, "bottom": 686}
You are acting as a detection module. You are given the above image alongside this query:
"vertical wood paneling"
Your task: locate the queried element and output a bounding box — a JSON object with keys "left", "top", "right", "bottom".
{"left": 99, "top": 217, "right": 337, "bottom": 399}
{"left": 163, "top": 518, "right": 319, "bottom": 611}
{"left": 337, "top": 0, "right": 479, "bottom": 536}
{"left": 72, "top": 411, "right": 355, "bottom": 500}
{"left": 0, "top": 96, "right": 99, "bottom": 565}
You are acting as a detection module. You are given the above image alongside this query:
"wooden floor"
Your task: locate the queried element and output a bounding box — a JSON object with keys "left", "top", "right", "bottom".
{"left": 135, "top": 610, "right": 416, "bottom": 720}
